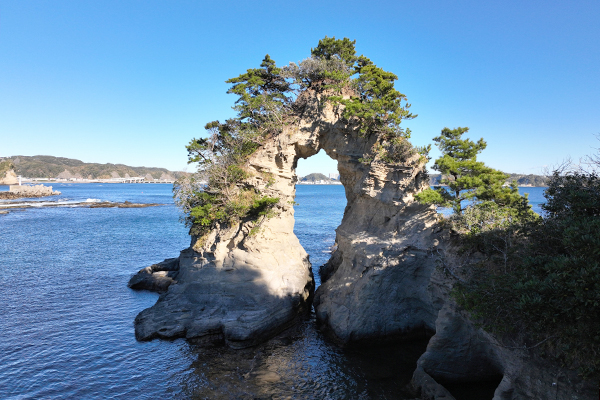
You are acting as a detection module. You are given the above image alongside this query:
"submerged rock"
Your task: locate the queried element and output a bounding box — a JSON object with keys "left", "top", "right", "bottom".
{"left": 88, "top": 201, "right": 161, "bottom": 208}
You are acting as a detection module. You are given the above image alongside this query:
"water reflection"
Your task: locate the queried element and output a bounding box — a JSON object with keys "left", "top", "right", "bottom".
{"left": 180, "top": 315, "right": 428, "bottom": 399}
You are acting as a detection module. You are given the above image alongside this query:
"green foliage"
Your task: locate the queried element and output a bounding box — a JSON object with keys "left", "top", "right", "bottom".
{"left": 0, "top": 159, "right": 15, "bottom": 177}
{"left": 225, "top": 55, "right": 292, "bottom": 139}
{"left": 454, "top": 171, "right": 600, "bottom": 377}
{"left": 416, "top": 127, "right": 526, "bottom": 214}
{"left": 185, "top": 187, "right": 280, "bottom": 237}
{"left": 306, "top": 41, "right": 417, "bottom": 163}
{"left": 414, "top": 187, "right": 445, "bottom": 206}
{"left": 311, "top": 36, "right": 357, "bottom": 67}
{"left": 329, "top": 57, "right": 415, "bottom": 140}
{"left": 176, "top": 56, "right": 293, "bottom": 237}
{"left": 178, "top": 36, "right": 422, "bottom": 236}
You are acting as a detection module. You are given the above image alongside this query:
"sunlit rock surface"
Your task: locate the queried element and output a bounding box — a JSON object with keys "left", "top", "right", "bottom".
{"left": 0, "top": 168, "right": 18, "bottom": 185}
{"left": 130, "top": 89, "right": 436, "bottom": 347}
{"left": 129, "top": 89, "right": 595, "bottom": 399}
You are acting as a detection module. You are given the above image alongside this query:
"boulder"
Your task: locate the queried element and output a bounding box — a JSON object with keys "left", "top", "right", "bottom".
{"left": 128, "top": 257, "right": 179, "bottom": 292}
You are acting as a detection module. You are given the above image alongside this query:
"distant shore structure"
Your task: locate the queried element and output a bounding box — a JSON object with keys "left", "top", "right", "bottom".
{"left": 19, "top": 177, "right": 176, "bottom": 184}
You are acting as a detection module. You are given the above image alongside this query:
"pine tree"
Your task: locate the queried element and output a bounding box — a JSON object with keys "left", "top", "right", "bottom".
{"left": 416, "top": 127, "right": 527, "bottom": 214}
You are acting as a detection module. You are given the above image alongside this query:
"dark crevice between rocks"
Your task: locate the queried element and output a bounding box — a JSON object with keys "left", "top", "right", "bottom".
{"left": 440, "top": 376, "right": 504, "bottom": 400}
{"left": 423, "top": 355, "right": 504, "bottom": 400}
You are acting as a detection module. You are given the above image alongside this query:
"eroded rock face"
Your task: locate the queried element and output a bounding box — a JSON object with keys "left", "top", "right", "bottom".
{"left": 130, "top": 91, "right": 438, "bottom": 348}
{"left": 0, "top": 169, "right": 18, "bottom": 185}
{"left": 129, "top": 90, "right": 595, "bottom": 399}
{"left": 411, "top": 291, "right": 597, "bottom": 400}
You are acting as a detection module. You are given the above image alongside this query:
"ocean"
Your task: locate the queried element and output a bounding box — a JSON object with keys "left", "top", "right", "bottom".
{"left": 0, "top": 183, "right": 547, "bottom": 399}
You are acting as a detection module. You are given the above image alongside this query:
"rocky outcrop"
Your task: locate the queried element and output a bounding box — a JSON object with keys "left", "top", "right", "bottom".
{"left": 130, "top": 90, "right": 434, "bottom": 348}
{"left": 128, "top": 257, "right": 179, "bottom": 293}
{"left": 0, "top": 169, "right": 18, "bottom": 185}
{"left": 9, "top": 184, "right": 60, "bottom": 197}
{"left": 129, "top": 88, "right": 595, "bottom": 398}
{"left": 312, "top": 176, "right": 440, "bottom": 344}
{"left": 409, "top": 280, "right": 597, "bottom": 400}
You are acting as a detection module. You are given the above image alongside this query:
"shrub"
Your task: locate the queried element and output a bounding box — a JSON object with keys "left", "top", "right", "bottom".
{"left": 454, "top": 171, "right": 600, "bottom": 377}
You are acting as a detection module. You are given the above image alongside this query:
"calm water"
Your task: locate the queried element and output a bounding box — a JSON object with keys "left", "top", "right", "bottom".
{"left": 0, "top": 184, "right": 548, "bottom": 399}
{"left": 0, "top": 183, "right": 431, "bottom": 400}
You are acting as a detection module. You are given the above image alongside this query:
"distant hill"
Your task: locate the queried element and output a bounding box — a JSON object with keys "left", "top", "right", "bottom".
{"left": 506, "top": 173, "right": 549, "bottom": 187}
{"left": 428, "top": 173, "right": 549, "bottom": 187}
{"left": 299, "top": 173, "right": 336, "bottom": 183}
{"left": 7, "top": 155, "right": 188, "bottom": 180}
{"left": 0, "top": 159, "right": 13, "bottom": 177}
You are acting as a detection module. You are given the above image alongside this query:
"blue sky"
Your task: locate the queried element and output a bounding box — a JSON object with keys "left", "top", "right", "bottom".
{"left": 1, "top": 1, "right": 599, "bottom": 177}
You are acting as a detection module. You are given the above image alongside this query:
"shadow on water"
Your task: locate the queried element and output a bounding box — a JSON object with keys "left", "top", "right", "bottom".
{"left": 167, "top": 183, "right": 430, "bottom": 399}
{"left": 179, "top": 315, "right": 429, "bottom": 400}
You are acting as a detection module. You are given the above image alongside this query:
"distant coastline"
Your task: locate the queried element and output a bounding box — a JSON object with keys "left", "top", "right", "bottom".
{"left": 429, "top": 173, "right": 549, "bottom": 187}
{"left": 1, "top": 155, "right": 187, "bottom": 183}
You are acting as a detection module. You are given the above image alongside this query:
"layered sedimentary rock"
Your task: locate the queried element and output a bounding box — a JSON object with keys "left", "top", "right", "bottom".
{"left": 312, "top": 161, "right": 440, "bottom": 344}
{"left": 131, "top": 90, "right": 437, "bottom": 348}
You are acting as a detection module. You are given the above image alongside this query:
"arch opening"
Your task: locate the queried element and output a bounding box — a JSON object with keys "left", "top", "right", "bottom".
{"left": 293, "top": 149, "right": 346, "bottom": 288}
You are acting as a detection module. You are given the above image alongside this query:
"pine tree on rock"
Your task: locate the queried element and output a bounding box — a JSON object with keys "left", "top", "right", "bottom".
{"left": 416, "top": 127, "right": 528, "bottom": 214}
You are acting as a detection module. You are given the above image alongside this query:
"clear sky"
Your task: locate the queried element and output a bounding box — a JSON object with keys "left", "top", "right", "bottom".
{"left": 1, "top": 1, "right": 599, "bottom": 177}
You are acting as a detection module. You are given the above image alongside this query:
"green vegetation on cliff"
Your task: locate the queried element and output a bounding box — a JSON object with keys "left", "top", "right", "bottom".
{"left": 175, "top": 36, "right": 423, "bottom": 238}
{"left": 453, "top": 169, "right": 600, "bottom": 377}
{"left": 0, "top": 159, "right": 14, "bottom": 177}
{"left": 417, "top": 128, "right": 600, "bottom": 376}
{"left": 6, "top": 155, "right": 186, "bottom": 180}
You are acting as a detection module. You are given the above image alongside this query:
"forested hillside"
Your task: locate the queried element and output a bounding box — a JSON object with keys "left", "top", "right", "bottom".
{"left": 8, "top": 155, "right": 187, "bottom": 180}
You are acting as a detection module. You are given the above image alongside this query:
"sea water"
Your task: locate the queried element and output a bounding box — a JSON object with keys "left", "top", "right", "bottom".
{"left": 0, "top": 183, "right": 547, "bottom": 399}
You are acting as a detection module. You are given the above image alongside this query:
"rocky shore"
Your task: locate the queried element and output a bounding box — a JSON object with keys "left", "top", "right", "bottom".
{"left": 129, "top": 89, "right": 595, "bottom": 399}
{"left": 1, "top": 184, "right": 61, "bottom": 199}
{"left": 0, "top": 200, "right": 162, "bottom": 210}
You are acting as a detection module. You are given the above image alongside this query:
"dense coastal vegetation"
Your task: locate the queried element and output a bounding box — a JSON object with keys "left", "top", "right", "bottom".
{"left": 3, "top": 155, "right": 186, "bottom": 180}
{"left": 416, "top": 128, "right": 599, "bottom": 377}
{"left": 453, "top": 169, "right": 600, "bottom": 377}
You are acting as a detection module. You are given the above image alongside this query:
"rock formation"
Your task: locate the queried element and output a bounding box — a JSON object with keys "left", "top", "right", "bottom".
{"left": 130, "top": 89, "right": 435, "bottom": 348}
{"left": 129, "top": 94, "right": 595, "bottom": 398}
{"left": 9, "top": 184, "right": 60, "bottom": 197}
{"left": 0, "top": 168, "right": 18, "bottom": 185}
{"left": 409, "top": 261, "right": 597, "bottom": 400}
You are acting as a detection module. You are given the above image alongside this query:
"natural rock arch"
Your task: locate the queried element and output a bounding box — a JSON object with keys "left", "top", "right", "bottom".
{"left": 128, "top": 39, "right": 597, "bottom": 398}
{"left": 131, "top": 91, "right": 441, "bottom": 348}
